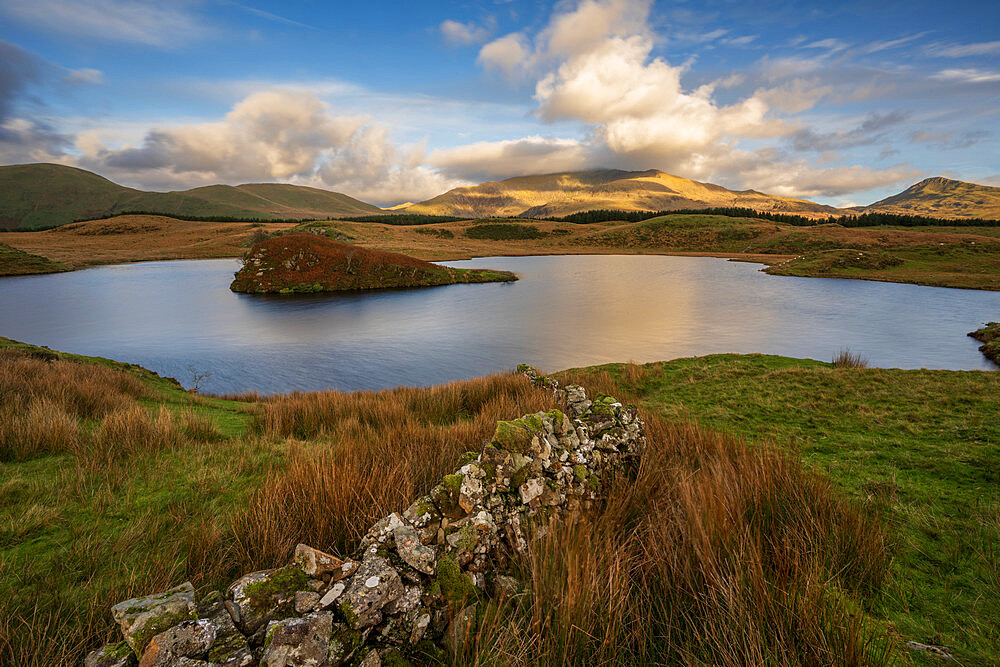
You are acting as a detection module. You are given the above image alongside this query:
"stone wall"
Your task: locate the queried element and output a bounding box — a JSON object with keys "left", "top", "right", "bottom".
{"left": 86, "top": 367, "right": 646, "bottom": 667}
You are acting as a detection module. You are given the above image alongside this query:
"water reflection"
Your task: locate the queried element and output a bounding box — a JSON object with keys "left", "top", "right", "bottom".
{"left": 1, "top": 255, "right": 997, "bottom": 394}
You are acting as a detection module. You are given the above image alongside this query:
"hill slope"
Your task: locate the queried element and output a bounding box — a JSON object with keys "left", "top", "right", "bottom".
{"left": 0, "top": 164, "right": 382, "bottom": 229}
{"left": 230, "top": 233, "right": 515, "bottom": 293}
{"left": 864, "top": 177, "right": 1000, "bottom": 219}
{"left": 404, "top": 169, "right": 843, "bottom": 219}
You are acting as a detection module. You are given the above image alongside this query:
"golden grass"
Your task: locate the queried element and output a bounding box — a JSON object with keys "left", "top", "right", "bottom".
{"left": 230, "top": 375, "right": 560, "bottom": 569}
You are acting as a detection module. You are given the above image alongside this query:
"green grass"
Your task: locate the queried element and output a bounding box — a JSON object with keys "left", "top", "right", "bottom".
{"left": 0, "top": 164, "right": 380, "bottom": 230}
{"left": 969, "top": 322, "right": 1000, "bottom": 364}
{"left": 560, "top": 354, "right": 1000, "bottom": 664}
{"left": 767, "top": 243, "right": 1000, "bottom": 290}
{"left": 0, "top": 243, "right": 68, "bottom": 276}
{"left": 465, "top": 222, "right": 547, "bottom": 240}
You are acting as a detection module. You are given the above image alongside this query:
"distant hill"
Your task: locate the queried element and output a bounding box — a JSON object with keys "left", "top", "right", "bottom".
{"left": 403, "top": 169, "right": 843, "bottom": 219}
{"left": 0, "top": 164, "right": 382, "bottom": 230}
{"left": 863, "top": 177, "right": 1000, "bottom": 219}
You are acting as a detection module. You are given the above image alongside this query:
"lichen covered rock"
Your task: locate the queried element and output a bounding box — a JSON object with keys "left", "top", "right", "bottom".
{"left": 111, "top": 582, "right": 198, "bottom": 655}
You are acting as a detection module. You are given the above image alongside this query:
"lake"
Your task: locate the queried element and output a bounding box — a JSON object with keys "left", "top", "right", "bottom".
{"left": 1, "top": 255, "right": 997, "bottom": 394}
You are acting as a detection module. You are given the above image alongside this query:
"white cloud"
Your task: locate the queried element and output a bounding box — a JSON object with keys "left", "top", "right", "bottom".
{"left": 931, "top": 68, "right": 1000, "bottom": 84}
{"left": 861, "top": 32, "right": 928, "bottom": 55}
{"left": 63, "top": 68, "right": 104, "bottom": 85}
{"left": 429, "top": 136, "right": 591, "bottom": 181}
{"left": 928, "top": 41, "right": 1000, "bottom": 57}
{"left": 77, "top": 89, "right": 460, "bottom": 205}
{"left": 0, "top": 0, "right": 208, "bottom": 47}
{"left": 477, "top": 33, "right": 531, "bottom": 77}
{"left": 440, "top": 19, "right": 494, "bottom": 46}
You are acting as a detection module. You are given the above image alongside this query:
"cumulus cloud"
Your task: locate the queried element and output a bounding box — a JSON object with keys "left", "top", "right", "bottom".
{"left": 440, "top": 18, "right": 494, "bottom": 46}
{"left": 77, "top": 89, "right": 461, "bottom": 204}
{"left": 0, "top": 0, "right": 208, "bottom": 47}
{"left": 429, "top": 136, "right": 592, "bottom": 182}
{"left": 458, "top": 0, "right": 920, "bottom": 199}
{"left": 477, "top": 33, "right": 531, "bottom": 77}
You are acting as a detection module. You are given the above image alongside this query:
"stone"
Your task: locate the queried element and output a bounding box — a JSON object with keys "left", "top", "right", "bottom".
{"left": 138, "top": 619, "right": 215, "bottom": 667}
{"left": 85, "top": 642, "right": 137, "bottom": 667}
{"left": 361, "top": 513, "right": 406, "bottom": 549}
{"left": 295, "top": 591, "right": 321, "bottom": 614}
{"left": 315, "top": 582, "right": 346, "bottom": 610}
{"left": 393, "top": 524, "right": 436, "bottom": 575}
{"left": 260, "top": 611, "right": 334, "bottom": 667}
{"left": 294, "top": 543, "right": 347, "bottom": 578}
{"left": 339, "top": 557, "right": 403, "bottom": 629}
{"left": 227, "top": 565, "right": 308, "bottom": 636}
{"left": 409, "top": 612, "right": 431, "bottom": 645}
{"left": 444, "top": 604, "right": 478, "bottom": 653}
{"left": 383, "top": 585, "right": 422, "bottom": 615}
{"left": 358, "top": 649, "right": 382, "bottom": 667}
{"left": 564, "top": 385, "right": 591, "bottom": 416}
{"left": 519, "top": 478, "right": 545, "bottom": 505}
{"left": 401, "top": 495, "right": 443, "bottom": 544}
{"left": 203, "top": 606, "right": 252, "bottom": 666}
{"left": 111, "top": 582, "right": 198, "bottom": 655}
{"left": 429, "top": 474, "right": 467, "bottom": 520}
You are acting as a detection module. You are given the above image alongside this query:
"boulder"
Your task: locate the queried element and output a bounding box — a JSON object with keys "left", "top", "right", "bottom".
{"left": 260, "top": 611, "right": 334, "bottom": 667}
{"left": 393, "top": 524, "right": 436, "bottom": 575}
{"left": 111, "top": 582, "right": 198, "bottom": 655}
{"left": 294, "top": 544, "right": 350, "bottom": 579}
{"left": 227, "top": 565, "right": 309, "bottom": 635}
{"left": 338, "top": 557, "right": 403, "bottom": 629}
{"left": 138, "top": 620, "right": 215, "bottom": 667}
{"left": 85, "top": 642, "right": 137, "bottom": 667}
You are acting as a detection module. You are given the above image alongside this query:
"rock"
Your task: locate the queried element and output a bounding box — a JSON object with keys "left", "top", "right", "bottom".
{"left": 260, "top": 611, "right": 333, "bottom": 667}
{"left": 294, "top": 544, "right": 348, "bottom": 579}
{"left": 429, "top": 474, "right": 467, "bottom": 520}
{"left": 401, "top": 495, "right": 443, "bottom": 545}
{"left": 393, "top": 524, "right": 436, "bottom": 575}
{"left": 444, "top": 604, "right": 478, "bottom": 653}
{"left": 111, "top": 582, "right": 198, "bottom": 655}
{"left": 361, "top": 513, "right": 406, "bottom": 549}
{"left": 138, "top": 619, "right": 216, "bottom": 667}
{"left": 338, "top": 557, "right": 403, "bottom": 629}
{"left": 518, "top": 478, "right": 545, "bottom": 505}
{"left": 203, "top": 606, "right": 252, "bottom": 666}
{"left": 295, "top": 591, "right": 321, "bottom": 614}
{"left": 383, "top": 585, "right": 422, "bottom": 615}
{"left": 85, "top": 642, "right": 137, "bottom": 667}
{"left": 358, "top": 649, "right": 381, "bottom": 667}
{"left": 564, "top": 385, "right": 591, "bottom": 416}
{"left": 409, "top": 612, "right": 431, "bottom": 645}
{"left": 227, "top": 565, "right": 308, "bottom": 635}
{"left": 315, "top": 582, "right": 346, "bottom": 610}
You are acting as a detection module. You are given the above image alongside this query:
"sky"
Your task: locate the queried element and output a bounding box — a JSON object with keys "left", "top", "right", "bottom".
{"left": 1, "top": 0, "right": 998, "bottom": 207}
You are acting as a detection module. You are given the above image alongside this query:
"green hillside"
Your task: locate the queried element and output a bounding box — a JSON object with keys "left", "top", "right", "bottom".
{"left": 0, "top": 164, "right": 382, "bottom": 230}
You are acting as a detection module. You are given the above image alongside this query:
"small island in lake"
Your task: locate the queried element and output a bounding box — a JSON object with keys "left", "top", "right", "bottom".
{"left": 230, "top": 232, "right": 516, "bottom": 294}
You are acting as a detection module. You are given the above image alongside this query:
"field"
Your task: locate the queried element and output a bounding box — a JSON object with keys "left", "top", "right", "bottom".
{"left": 3, "top": 212, "right": 999, "bottom": 290}
{"left": 1, "top": 339, "right": 997, "bottom": 664}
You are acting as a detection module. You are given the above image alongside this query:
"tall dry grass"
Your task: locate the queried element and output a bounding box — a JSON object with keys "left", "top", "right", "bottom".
{"left": 462, "top": 416, "right": 894, "bottom": 666}
{"left": 229, "top": 374, "right": 560, "bottom": 569}
{"left": 0, "top": 349, "right": 151, "bottom": 461}
{"left": 833, "top": 348, "right": 870, "bottom": 369}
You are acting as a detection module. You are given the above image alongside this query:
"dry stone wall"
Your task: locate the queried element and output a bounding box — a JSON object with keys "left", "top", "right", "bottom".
{"left": 86, "top": 367, "right": 646, "bottom": 667}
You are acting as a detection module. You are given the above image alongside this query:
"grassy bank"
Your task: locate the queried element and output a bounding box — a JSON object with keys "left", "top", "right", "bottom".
{"left": 4, "top": 213, "right": 1000, "bottom": 291}
{"left": 0, "top": 339, "right": 934, "bottom": 664}
{"left": 0, "top": 243, "right": 68, "bottom": 276}
{"left": 969, "top": 322, "right": 1000, "bottom": 364}
{"left": 561, "top": 355, "right": 1000, "bottom": 664}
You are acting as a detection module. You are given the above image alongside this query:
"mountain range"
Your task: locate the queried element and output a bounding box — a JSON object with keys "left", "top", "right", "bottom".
{"left": 2, "top": 163, "right": 998, "bottom": 230}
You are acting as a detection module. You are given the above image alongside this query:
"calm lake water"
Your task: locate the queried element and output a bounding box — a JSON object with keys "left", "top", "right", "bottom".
{"left": 1, "top": 255, "right": 997, "bottom": 393}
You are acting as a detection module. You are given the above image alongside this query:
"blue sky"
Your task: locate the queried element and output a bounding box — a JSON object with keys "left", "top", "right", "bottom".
{"left": 1, "top": 0, "right": 998, "bottom": 206}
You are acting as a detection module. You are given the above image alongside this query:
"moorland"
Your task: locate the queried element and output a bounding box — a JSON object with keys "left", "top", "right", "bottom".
{"left": 0, "top": 338, "right": 996, "bottom": 664}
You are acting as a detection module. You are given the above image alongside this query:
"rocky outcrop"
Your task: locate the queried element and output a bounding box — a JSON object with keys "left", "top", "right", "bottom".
{"left": 87, "top": 367, "right": 645, "bottom": 666}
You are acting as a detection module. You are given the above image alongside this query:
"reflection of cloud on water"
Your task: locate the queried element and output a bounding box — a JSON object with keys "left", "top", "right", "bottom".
{"left": 3, "top": 254, "right": 1000, "bottom": 393}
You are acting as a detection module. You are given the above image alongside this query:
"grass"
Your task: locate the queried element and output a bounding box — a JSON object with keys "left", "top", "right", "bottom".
{"left": 560, "top": 355, "right": 1000, "bottom": 665}
{"left": 969, "top": 322, "right": 1000, "bottom": 364}
{"left": 231, "top": 232, "right": 516, "bottom": 294}
{"left": 0, "top": 243, "right": 68, "bottom": 276}
{"left": 833, "top": 348, "right": 870, "bottom": 368}
{"left": 1, "top": 340, "right": 996, "bottom": 664}
{"left": 5, "top": 212, "right": 1000, "bottom": 291}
